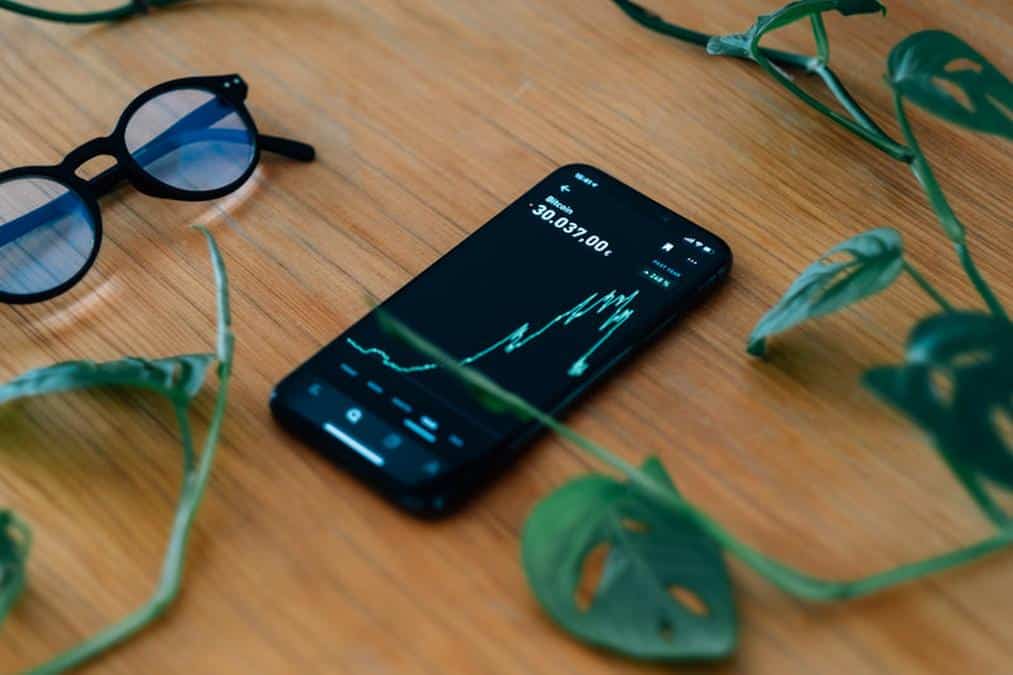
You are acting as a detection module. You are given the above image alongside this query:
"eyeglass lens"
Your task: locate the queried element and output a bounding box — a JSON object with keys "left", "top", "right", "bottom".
{"left": 125, "top": 88, "right": 256, "bottom": 193}
{"left": 0, "top": 177, "right": 96, "bottom": 298}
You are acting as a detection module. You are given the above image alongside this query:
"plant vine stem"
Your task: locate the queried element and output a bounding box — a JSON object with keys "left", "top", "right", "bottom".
{"left": 611, "top": 0, "right": 913, "bottom": 161}
{"left": 531, "top": 404, "right": 1013, "bottom": 601}
{"left": 754, "top": 53, "right": 913, "bottom": 161}
{"left": 384, "top": 316, "right": 1013, "bottom": 603}
{"left": 24, "top": 230, "right": 233, "bottom": 675}
{"left": 610, "top": 0, "right": 811, "bottom": 70}
{"left": 24, "top": 398, "right": 223, "bottom": 674}
{"left": 956, "top": 242, "right": 1009, "bottom": 320}
{"left": 27, "top": 417, "right": 196, "bottom": 672}
{"left": 902, "top": 261, "right": 954, "bottom": 312}
{"left": 892, "top": 92, "right": 1008, "bottom": 319}
{"left": 177, "top": 403, "right": 197, "bottom": 474}
{"left": 809, "top": 14, "right": 830, "bottom": 64}
{"left": 811, "top": 64, "right": 908, "bottom": 158}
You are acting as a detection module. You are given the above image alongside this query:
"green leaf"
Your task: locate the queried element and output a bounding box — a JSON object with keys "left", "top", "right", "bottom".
{"left": 522, "top": 458, "right": 737, "bottom": 662}
{"left": 887, "top": 30, "right": 1013, "bottom": 140}
{"left": 0, "top": 510, "right": 30, "bottom": 622}
{"left": 706, "top": 0, "right": 884, "bottom": 61}
{"left": 865, "top": 313, "right": 1013, "bottom": 488}
{"left": 748, "top": 228, "right": 904, "bottom": 356}
{"left": 0, "top": 354, "right": 214, "bottom": 408}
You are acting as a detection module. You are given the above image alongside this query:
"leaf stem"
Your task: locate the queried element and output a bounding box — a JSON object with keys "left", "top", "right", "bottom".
{"left": 937, "top": 452, "right": 1009, "bottom": 528}
{"left": 24, "top": 230, "right": 233, "bottom": 675}
{"left": 902, "top": 261, "right": 954, "bottom": 312}
{"left": 176, "top": 404, "right": 196, "bottom": 475}
{"left": 810, "top": 14, "right": 830, "bottom": 65}
{"left": 812, "top": 64, "right": 910, "bottom": 159}
{"left": 611, "top": 0, "right": 913, "bottom": 160}
{"left": 610, "top": 0, "right": 812, "bottom": 70}
{"left": 892, "top": 92, "right": 1007, "bottom": 319}
{"left": 892, "top": 92, "right": 962, "bottom": 238}
{"left": 956, "top": 242, "right": 1008, "bottom": 320}
{"left": 531, "top": 402, "right": 1013, "bottom": 601}
{"left": 754, "top": 51, "right": 912, "bottom": 161}
{"left": 27, "top": 408, "right": 195, "bottom": 673}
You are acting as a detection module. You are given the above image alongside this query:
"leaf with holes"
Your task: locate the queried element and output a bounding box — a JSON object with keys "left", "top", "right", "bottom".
{"left": 522, "top": 457, "right": 737, "bottom": 661}
{"left": 0, "top": 354, "right": 214, "bottom": 409}
{"left": 748, "top": 228, "right": 903, "bottom": 356}
{"left": 865, "top": 313, "right": 1013, "bottom": 487}
{"left": 887, "top": 30, "right": 1013, "bottom": 139}
{"left": 0, "top": 510, "right": 30, "bottom": 622}
{"left": 706, "top": 0, "right": 884, "bottom": 61}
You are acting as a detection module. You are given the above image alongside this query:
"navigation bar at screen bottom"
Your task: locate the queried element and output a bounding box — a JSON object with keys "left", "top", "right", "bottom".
{"left": 283, "top": 377, "right": 448, "bottom": 486}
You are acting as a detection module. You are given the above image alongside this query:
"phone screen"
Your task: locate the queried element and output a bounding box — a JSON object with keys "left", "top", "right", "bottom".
{"left": 272, "top": 164, "right": 731, "bottom": 515}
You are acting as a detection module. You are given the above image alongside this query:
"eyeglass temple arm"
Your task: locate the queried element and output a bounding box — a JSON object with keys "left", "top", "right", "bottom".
{"left": 259, "top": 135, "right": 316, "bottom": 163}
{"left": 89, "top": 95, "right": 314, "bottom": 198}
{"left": 89, "top": 133, "right": 315, "bottom": 198}
{"left": 87, "top": 92, "right": 315, "bottom": 199}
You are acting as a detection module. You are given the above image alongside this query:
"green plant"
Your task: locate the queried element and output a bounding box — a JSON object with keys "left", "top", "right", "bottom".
{"left": 387, "top": 0, "right": 1012, "bottom": 663}
{"left": 0, "top": 512, "right": 30, "bottom": 624}
{"left": 0, "top": 227, "right": 233, "bottom": 674}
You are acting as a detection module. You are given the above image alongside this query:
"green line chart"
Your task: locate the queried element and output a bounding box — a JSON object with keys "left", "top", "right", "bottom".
{"left": 346, "top": 289, "right": 639, "bottom": 378}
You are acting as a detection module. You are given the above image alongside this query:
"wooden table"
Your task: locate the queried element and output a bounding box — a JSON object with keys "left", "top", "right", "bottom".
{"left": 1, "top": 1, "right": 1010, "bottom": 672}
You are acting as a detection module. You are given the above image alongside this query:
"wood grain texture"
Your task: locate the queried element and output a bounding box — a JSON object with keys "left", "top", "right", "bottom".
{"left": 0, "top": 1, "right": 1010, "bottom": 672}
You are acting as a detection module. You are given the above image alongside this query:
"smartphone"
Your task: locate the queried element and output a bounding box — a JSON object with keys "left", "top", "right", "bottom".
{"left": 271, "top": 164, "right": 731, "bottom": 517}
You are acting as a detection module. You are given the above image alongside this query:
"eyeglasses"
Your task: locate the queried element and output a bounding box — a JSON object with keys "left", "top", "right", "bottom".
{"left": 0, "top": 0, "right": 187, "bottom": 24}
{"left": 0, "top": 74, "right": 315, "bottom": 305}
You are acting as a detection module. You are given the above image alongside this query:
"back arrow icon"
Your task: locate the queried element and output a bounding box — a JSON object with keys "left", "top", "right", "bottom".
{"left": 560, "top": 185, "right": 571, "bottom": 192}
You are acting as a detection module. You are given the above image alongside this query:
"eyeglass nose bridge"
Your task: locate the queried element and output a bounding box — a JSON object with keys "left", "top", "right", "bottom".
{"left": 60, "top": 136, "right": 119, "bottom": 175}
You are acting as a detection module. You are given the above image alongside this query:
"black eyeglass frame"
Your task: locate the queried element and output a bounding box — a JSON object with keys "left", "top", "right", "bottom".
{"left": 0, "top": 74, "right": 314, "bottom": 305}
{"left": 0, "top": 0, "right": 187, "bottom": 25}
